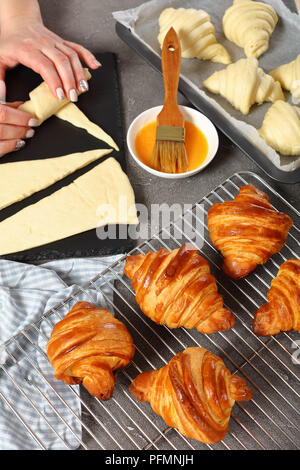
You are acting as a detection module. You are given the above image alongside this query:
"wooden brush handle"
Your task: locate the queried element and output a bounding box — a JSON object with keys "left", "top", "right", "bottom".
{"left": 158, "top": 27, "right": 184, "bottom": 127}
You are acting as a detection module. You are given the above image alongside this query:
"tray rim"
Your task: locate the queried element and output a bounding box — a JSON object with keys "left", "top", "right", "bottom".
{"left": 116, "top": 21, "right": 300, "bottom": 184}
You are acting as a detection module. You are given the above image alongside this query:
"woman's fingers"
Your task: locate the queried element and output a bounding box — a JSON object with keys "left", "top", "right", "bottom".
{"left": 55, "top": 43, "right": 89, "bottom": 93}
{"left": 64, "top": 41, "right": 101, "bottom": 69}
{"left": 0, "top": 103, "right": 38, "bottom": 127}
{"left": 20, "top": 49, "right": 65, "bottom": 100}
{"left": 42, "top": 46, "right": 78, "bottom": 101}
{"left": 0, "top": 123, "right": 34, "bottom": 140}
{"left": 0, "top": 138, "right": 26, "bottom": 157}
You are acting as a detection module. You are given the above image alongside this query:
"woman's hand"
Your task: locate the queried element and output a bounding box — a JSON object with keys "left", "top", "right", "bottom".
{"left": 0, "top": 20, "right": 100, "bottom": 102}
{"left": 0, "top": 102, "right": 38, "bottom": 156}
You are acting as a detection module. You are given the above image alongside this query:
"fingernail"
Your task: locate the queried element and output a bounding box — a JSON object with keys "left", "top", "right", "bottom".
{"left": 69, "top": 88, "right": 78, "bottom": 102}
{"left": 79, "top": 80, "right": 89, "bottom": 92}
{"left": 0, "top": 80, "right": 6, "bottom": 103}
{"left": 25, "top": 129, "right": 35, "bottom": 139}
{"left": 93, "top": 60, "right": 101, "bottom": 67}
{"left": 56, "top": 87, "right": 65, "bottom": 100}
{"left": 28, "top": 118, "right": 39, "bottom": 127}
{"left": 16, "top": 140, "right": 25, "bottom": 150}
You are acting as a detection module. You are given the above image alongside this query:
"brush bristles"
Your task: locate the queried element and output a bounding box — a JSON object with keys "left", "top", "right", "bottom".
{"left": 151, "top": 140, "right": 188, "bottom": 174}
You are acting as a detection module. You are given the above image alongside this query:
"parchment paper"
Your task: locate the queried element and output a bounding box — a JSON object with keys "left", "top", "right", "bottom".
{"left": 113, "top": 0, "right": 300, "bottom": 172}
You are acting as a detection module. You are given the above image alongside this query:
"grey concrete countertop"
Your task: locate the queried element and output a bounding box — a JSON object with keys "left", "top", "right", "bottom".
{"left": 39, "top": 0, "right": 299, "bottom": 223}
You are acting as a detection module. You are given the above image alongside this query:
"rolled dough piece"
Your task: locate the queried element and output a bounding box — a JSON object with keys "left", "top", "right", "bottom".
{"left": 270, "top": 54, "right": 300, "bottom": 100}
{"left": 19, "top": 69, "right": 91, "bottom": 124}
{"left": 0, "top": 148, "right": 112, "bottom": 211}
{"left": 203, "top": 58, "right": 284, "bottom": 115}
{"left": 158, "top": 8, "right": 231, "bottom": 64}
{"left": 259, "top": 101, "right": 300, "bottom": 155}
{"left": 0, "top": 158, "right": 138, "bottom": 256}
{"left": 223, "top": 0, "right": 278, "bottom": 59}
{"left": 55, "top": 103, "right": 119, "bottom": 151}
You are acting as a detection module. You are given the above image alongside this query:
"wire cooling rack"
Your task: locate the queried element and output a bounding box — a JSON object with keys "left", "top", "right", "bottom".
{"left": 0, "top": 171, "right": 299, "bottom": 450}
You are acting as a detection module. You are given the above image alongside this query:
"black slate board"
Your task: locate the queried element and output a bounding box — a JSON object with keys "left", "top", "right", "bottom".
{"left": 1, "top": 52, "right": 135, "bottom": 262}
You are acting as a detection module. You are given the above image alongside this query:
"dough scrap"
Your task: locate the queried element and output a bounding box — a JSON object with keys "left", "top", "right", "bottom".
{"left": 203, "top": 57, "right": 284, "bottom": 114}
{"left": 259, "top": 101, "right": 300, "bottom": 155}
{"left": 270, "top": 54, "right": 300, "bottom": 100}
{"left": 223, "top": 0, "right": 278, "bottom": 59}
{"left": 0, "top": 148, "right": 112, "bottom": 210}
{"left": 55, "top": 103, "right": 119, "bottom": 151}
{"left": 158, "top": 8, "right": 231, "bottom": 64}
{"left": 0, "top": 158, "right": 138, "bottom": 256}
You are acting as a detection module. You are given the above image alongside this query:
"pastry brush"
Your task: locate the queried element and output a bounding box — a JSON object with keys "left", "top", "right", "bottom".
{"left": 150, "top": 27, "right": 188, "bottom": 173}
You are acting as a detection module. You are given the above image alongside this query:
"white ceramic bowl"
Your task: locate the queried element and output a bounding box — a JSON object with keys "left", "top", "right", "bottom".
{"left": 126, "top": 105, "right": 219, "bottom": 179}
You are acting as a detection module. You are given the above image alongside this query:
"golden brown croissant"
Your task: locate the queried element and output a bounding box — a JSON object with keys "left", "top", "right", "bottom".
{"left": 207, "top": 185, "right": 293, "bottom": 279}
{"left": 130, "top": 347, "right": 252, "bottom": 444}
{"left": 124, "top": 243, "right": 235, "bottom": 334}
{"left": 47, "top": 301, "right": 135, "bottom": 400}
{"left": 253, "top": 259, "right": 300, "bottom": 336}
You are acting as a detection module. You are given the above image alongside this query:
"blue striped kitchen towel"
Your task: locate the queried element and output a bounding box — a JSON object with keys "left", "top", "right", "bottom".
{"left": 0, "top": 255, "right": 123, "bottom": 450}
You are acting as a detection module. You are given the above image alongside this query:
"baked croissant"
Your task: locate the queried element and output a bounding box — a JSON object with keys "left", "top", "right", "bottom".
{"left": 130, "top": 347, "right": 252, "bottom": 444}
{"left": 203, "top": 57, "right": 284, "bottom": 115}
{"left": 259, "top": 101, "right": 300, "bottom": 155}
{"left": 124, "top": 243, "right": 235, "bottom": 334}
{"left": 158, "top": 8, "right": 231, "bottom": 64}
{"left": 270, "top": 54, "right": 300, "bottom": 100}
{"left": 47, "top": 301, "right": 135, "bottom": 400}
{"left": 207, "top": 185, "right": 293, "bottom": 279}
{"left": 223, "top": 0, "right": 278, "bottom": 59}
{"left": 253, "top": 259, "right": 300, "bottom": 336}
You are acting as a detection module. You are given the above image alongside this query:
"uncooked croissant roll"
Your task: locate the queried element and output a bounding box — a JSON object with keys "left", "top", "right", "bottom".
{"left": 130, "top": 347, "right": 252, "bottom": 444}
{"left": 270, "top": 54, "right": 300, "bottom": 100}
{"left": 207, "top": 185, "right": 293, "bottom": 279}
{"left": 203, "top": 57, "right": 284, "bottom": 114}
{"left": 223, "top": 0, "right": 278, "bottom": 59}
{"left": 47, "top": 301, "right": 135, "bottom": 400}
{"left": 158, "top": 8, "right": 231, "bottom": 64}
{"left": 259, "top": 100, "right": 300, "bottom": 155}
{"left": 19, "top": 68, "right": 91, "bottom": 125}
{"left": 124, "top": 243, "right": 235, "bottom": 334}
{"left": 253, "top": 259, "right": 300, "bottom": 336}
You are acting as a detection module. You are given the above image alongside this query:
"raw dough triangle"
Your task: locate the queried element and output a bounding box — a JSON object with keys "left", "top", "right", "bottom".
{"left": 158, "top": 8, "right": 231, "bottom": 64}
{"left": 0, "top": 158, "right": 138, "bottom": 256}
{"left": 55, "top": 103, "right": 119, "bottom": 151}
{"left": 259, "top": 101, "right": 300, "bottom": 155}
{"left": 203, "top": 57, "right": 284, "bottom": 114}
{"left": 0, "top": 148, "right": 112, "bottom": 210}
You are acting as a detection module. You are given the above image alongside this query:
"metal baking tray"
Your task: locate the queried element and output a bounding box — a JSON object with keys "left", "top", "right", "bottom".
{"left": 0, "top": 171, "right": 299, "bottom": 450}
{"left": 116, "top": 22, "right": 300, "bottom": 184}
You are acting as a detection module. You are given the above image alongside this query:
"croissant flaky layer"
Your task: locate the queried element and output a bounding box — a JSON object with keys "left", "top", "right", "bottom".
{"left": 223, "top": 0, "right": 278, "bottom": 59}
{"left": 253, "top": 259, "right": 300, "bottom": 336}
{"left": 203, "top": 57, "right": 284, "bottom": 115}
{"left": 124, "top": 244, "right": 235, "bottom": 334}
{"left": 259, "top": 101, "right": 300, "bottom": 156}
{"left": 207, "top": 185, "right": 293, "bottom": 279}
{"left": 130, "top": 347, "right": 252, "bottom": 444}
{"left": 158, "top": 8, "right": 231, "bottom": 64}
{"left": 47, "top": 302, "right": 135, "bottom": 400}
